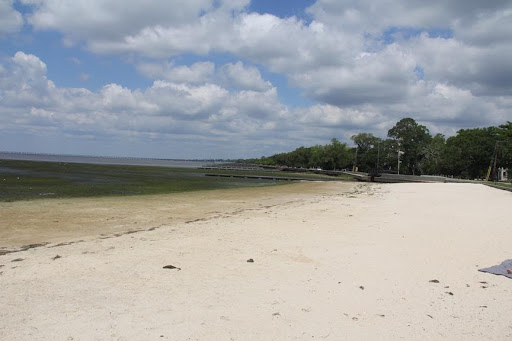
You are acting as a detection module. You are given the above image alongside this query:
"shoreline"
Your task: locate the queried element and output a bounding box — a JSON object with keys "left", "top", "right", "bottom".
{"left": 1, "top": 182, "right": 511, "bottom": 340}
{"left": 0, "top": 181, "right": 357, "bottom": 250}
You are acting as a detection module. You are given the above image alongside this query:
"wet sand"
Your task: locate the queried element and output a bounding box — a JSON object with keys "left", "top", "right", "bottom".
{"left": 1, "top": 182, "right": 511, "bottom": 340}
{"left": 0, "top": 182, "right": 343, "bottom": 249}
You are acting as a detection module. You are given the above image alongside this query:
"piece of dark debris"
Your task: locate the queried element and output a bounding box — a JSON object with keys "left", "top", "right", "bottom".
{"left": 429, "top": 279, "right": 440, "bottom": 283}
{"left": 163, "top": 265, "right": 181, "bottom": 270}
{"left": 247, "top": 258, "right": 254, "bottom": 263}
{"left": 427, "top": 314, "right": 434, "bottom": 319}
{"left": 20, "top": 243, "right": 48, "bottom": 251}
{"left": 11, "top": 258, "right": 24, "bottom": 262}
{"left": 52, "top": 255, "right": 61, "bottom": 260}
{"left": 445, "top": 292, "right": 454, "bottom": 296}
{"left": 359, "top": 286, "right": 365, "bottom": 290}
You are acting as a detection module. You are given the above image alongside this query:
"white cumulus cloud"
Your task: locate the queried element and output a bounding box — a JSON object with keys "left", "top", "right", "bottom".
{"left": 0, "top": 0, "right": 23, "bottom": 35}
{"left": 2, "top": 0, "right": 512, "bottom": 157}
{"left": 218, "top": 62, "right": 271, "bottom": 91}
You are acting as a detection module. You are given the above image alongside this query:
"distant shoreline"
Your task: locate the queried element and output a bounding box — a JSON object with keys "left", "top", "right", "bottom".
{"left": 0, "top": 151, "right": 223, "bottom": 168}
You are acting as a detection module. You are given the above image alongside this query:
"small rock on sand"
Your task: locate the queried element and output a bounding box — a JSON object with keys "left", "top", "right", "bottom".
{"left": 163, "top": 265, "right": 181, "bottom": 270}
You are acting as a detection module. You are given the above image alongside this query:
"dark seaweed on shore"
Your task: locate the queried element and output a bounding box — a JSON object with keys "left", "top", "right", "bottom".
{"left": 0, "top": 159, "right": 337, "bottom": 202}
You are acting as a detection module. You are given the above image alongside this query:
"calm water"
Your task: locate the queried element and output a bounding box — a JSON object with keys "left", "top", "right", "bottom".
{"left": 0, "top": 152, "right": 219, "bottom": 168}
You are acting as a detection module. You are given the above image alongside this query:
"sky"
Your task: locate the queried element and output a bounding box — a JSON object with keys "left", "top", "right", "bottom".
{"left": 1, "top": 0, "right": 511, "bottom": 159}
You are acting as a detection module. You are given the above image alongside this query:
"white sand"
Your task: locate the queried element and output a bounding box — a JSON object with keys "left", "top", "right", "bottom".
{"left": 1, "top": 182, "right": 511, "bottom": 340}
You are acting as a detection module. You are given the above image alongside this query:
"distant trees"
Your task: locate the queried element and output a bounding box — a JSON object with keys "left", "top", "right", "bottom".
{"left": 422, "top": 133, "right": 446, "bottom": 175}
{"left": 250, "top": 139, "right": 352, "bottom": 170}
{"left": 387, "top": 118, "right": 431, "bottom": 175}
{"left": 249, "top": 118, "right": 511, "bottom": 179}
{"left": 440, "top": 125, "right": 512, "bottom": 179}
{"left": 350, "top": 133, "right": 382, "bottom": 171}
{"left": 327, "top": 138, "right": 352, "bottom": 170}
{"left": 497, "top": 122, "right": 512, "bottom": 169}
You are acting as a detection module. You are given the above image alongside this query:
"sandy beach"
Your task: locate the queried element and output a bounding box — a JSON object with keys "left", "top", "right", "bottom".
{"left": 1, "top": 182, "right": 511, "bottom": 340}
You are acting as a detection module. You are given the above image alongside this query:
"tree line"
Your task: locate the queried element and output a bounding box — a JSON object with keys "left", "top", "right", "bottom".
{"left": 246, "top": 118, "right": 512, "bottom": 180}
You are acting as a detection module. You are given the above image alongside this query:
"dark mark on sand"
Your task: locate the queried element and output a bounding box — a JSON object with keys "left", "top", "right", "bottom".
{"left": 163, "top": 265, "right": 181, "bottom": 270}
{"left": 1, "top": 242, "right": 49, "bottom": 255}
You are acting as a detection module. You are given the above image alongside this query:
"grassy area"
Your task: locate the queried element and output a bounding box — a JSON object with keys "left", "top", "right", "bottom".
{"left": 0, "top": 159, "right": 351, "bottom": 202}
{"left": 485, "top": 182, "right": 512, "bottom": 191}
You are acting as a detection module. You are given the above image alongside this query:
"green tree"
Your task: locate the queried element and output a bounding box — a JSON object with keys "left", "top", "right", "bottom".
{"left": 387, "top": 118, "right": 432, "bottom": 175}
{"left": 256, "top": 138, "right": 353, "bottom": 171}
{"left": 287, "top": 146, "right": 310, "bottom": 168}
{"left": 421, "top": 133, "right": 446, "bottom": 175}
{"left": 305, "top": 145, "right": 322, "bottom": 169}
{"left": 497, "top": 122, "right": 512, "bottom": 170}
{"left": 379, "top": 138, "right": 400, "bottom": 172}
{"left": 441, "top": 127, "right": 499, "bottom": 179}
{"left": 326, "top": 138, "right": 351, "bottom": 170}
{"left": 350, "top": 133, "right": 383, "bottom": 171}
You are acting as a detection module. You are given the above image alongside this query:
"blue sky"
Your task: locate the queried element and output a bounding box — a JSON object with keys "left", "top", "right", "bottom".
{"left": 249, "top": 0, "right": 316, "bottom": 20}
{"left": 0, "top": 0, "right": 511, "bottom": 158}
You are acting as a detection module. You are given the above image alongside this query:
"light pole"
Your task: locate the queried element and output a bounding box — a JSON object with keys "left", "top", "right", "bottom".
{"left": 485, "top": 141, "right": 500, "bottom": 182}
{"left": 353, "top": 147, "right": 358, "bottom": 172}
{"left": 377, "top": 141, "right": 380, "bottom": 170}
{"left": 397, "top": 149, "right": 404, "bottom": 174}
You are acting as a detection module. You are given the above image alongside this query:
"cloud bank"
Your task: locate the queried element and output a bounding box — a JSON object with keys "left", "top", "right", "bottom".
{"left": 0, "top": 0, "right": 511, "bottom": 158}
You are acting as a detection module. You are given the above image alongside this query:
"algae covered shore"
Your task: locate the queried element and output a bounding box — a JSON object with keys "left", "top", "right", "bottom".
{"left": 0, "top": 159, "right": 342, "bottom": 202}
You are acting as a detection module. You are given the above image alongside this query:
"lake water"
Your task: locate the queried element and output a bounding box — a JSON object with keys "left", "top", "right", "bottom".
{"left": 0, "top": 152, "right": 218, "bottom": 168}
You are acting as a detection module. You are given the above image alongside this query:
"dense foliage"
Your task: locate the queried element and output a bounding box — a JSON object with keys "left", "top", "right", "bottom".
{"left": 248, "top": 119, "right": 512, "bottom": 179}
{"left": 253, "top": 138, "right": 353, "bottom": 171}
